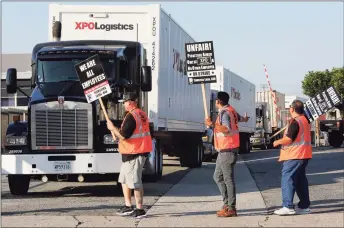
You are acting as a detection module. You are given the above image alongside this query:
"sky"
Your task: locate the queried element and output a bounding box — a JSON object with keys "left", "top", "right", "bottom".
{"left": 1, "top": 1, "right": 343, "bottom": 97}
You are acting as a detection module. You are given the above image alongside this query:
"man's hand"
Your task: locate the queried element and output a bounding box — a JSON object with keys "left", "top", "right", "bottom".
{"left": 241, "top": 112, "right": 250, "bottom": 122}
{"left": 273, "top": 140, "right": 280, "bottom": 148}
{"left": 107, "top": 121, "right": 116, "bottom": 132}
{"left": 205, "top": 117, "right": 212, "bottom": 127}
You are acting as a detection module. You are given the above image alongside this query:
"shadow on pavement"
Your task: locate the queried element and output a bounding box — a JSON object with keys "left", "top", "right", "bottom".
{"left": 266, "top": 198, "right": 344, "bottom": 215}
{"left": 240, "top": 148, "right": 344, "bottom": 191}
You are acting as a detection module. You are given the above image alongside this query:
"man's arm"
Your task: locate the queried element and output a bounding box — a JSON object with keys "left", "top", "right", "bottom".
{"left": 213, "top": 111, "right": 231, "bottom": 133}
{"left": 111, "top": 114, "right": 136, "bottom": 140}
{"left": 274, "top": 120, "right": 299, "bottom": 146}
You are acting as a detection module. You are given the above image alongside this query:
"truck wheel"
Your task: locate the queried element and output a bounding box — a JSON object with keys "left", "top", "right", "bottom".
{"left": 8, "top": 175, "right": 31, "bottom": 195}
{"left": 239, "top": 134, "right": 250, "bottom": 154}
{"left": 180, "top": 137, "right": 203, "bottom": 168}
{"left": 144, "top": 142, "right": 163, "bottom": 182}
{"left": 328, "top": 131, "right": 344, "bottom": 148}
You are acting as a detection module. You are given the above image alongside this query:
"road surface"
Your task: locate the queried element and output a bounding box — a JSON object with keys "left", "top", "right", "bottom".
{"left": 1, "top": 156, "right": 190, "bottom": 216}
{"left": 241, "top": 147, "right": 344, "bottom": 215}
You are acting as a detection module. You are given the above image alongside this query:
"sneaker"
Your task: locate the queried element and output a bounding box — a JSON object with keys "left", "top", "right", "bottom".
{"left": 273, "top": 207, "right": 296, "bottom": 216}
{"left": 296, "top": 207, "right": 311, "bottom": 215}
{"left": 132, "top": 209, "right": 147, "bottom": 219}
{"left": 116, "top": 205, "right": 134, "bottom": 216}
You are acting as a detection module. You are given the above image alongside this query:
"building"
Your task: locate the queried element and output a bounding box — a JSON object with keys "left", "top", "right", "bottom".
{"left": 284, "top": 95, "right": 308, "bottom": 109}
{"left": 1, "top": 53, "right": 32, "bottom": 108}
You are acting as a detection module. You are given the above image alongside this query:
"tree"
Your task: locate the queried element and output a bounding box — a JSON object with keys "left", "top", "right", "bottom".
{"left": 301, "top": 69, "right": 332, "bottom": 98}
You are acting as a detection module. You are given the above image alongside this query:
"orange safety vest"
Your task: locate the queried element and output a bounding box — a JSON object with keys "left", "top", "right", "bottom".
{"left": 214, "top": 105, "right": 240, "bottom": 151}
{"left": 119, "top": 108, "right": 152, "bottom": 155}
{"left": 279, "top": 115, "right": 312, "bottom": 162}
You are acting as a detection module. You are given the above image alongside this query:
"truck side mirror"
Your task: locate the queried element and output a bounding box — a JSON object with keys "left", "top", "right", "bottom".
{"left": 141, "top": 66, "right": 152, "bottom": 92}
{"left": 6, "top": 68, "right": 18, "bottom": 94}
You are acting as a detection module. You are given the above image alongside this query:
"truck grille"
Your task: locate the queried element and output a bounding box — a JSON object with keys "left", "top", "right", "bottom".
{"left": 31, "top": 101, "right": 93, "bottom": 150}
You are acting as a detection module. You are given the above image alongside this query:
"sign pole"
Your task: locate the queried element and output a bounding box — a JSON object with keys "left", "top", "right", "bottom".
{"left": 98, "top": 98, "right": 117, "bottom": 141}
{"left": 201, "top": 83, "right": 209, "bottom": 118}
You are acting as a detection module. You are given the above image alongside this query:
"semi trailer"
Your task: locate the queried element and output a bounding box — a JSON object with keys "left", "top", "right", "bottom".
{"left": 1, "top": 4, "right": 211, "bottom": 195}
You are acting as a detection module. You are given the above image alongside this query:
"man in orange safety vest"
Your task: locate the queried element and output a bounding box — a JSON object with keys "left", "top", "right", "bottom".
{"left": 107, "top": 92, "right": 152, "bottom": 219}
{"left": 205, "top": 91, "right": 249, "bottom": 217}
{"left": 273, "top": 100, "right": 312, "bottom": 216}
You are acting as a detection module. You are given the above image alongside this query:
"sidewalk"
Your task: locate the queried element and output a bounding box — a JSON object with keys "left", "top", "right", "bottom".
{"left": 2, "top": 158, "right": 343, "bottom": 227}
{"left": 138, "top": 159, "right": 268, "bottom": 227}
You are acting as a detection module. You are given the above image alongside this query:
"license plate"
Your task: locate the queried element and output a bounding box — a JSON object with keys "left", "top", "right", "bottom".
{"left": 328, "top": 129, "right": 332, "bottom": 132}
{"left": 54, "top": 162, "right": 71, "bottom": 171}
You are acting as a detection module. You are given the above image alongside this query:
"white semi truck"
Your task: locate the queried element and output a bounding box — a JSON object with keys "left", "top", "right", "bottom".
{"left": 202, "top": 66, "right": 256, "bottom": 158}
{"left": 2, "top": 4, "right": 211, "bottom": 195}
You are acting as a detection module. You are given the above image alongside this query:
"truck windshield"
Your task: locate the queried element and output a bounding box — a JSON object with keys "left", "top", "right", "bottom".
{"left": 37, "top": 58, "right": 115, "bottom": 83}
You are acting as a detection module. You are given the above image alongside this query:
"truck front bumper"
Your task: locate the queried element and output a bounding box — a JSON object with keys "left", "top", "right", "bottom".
{"left": 1, "top": 153, "right": 152, "bottom": 175}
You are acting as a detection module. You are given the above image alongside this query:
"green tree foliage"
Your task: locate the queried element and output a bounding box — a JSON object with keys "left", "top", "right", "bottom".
{"left": 301, "top": 69, "right": 332, "bottom": 97}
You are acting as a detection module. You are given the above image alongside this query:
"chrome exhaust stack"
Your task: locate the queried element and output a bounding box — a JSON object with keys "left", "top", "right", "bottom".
{"left": 52, "top": 21, "right": 62, "bottom": 41}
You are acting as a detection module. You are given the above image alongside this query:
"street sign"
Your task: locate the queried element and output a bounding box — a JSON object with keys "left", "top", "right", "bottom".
{"left": 74, "top": 54, "right": 112, "bottom": 103}
{"left": 185, "top": 41, "right": 216, "bottom": 85}
{"left": 304, "top": 86, "right": 342, "bottom": 123}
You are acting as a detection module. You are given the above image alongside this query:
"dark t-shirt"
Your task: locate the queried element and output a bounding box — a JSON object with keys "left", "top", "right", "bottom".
{"left": 285, "top": 120, "right": 300, "bottom": 142}
{"left": 120, "top": 112, "right": 150, "bottom": 162}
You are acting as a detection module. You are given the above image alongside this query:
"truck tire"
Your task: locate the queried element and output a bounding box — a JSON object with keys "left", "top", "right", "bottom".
{"left": 144, "top": 141, "right": 163, "bottom": 182}
{"left": 239, "top": 133, "right": 250, "bottom": 154}
{"left": 328, "top": 131, "right": 344, "bottom": 148}
{"left": 180, "top": 136, "right": 203, "bottom": 168}
{"left": 8, "top": 175, "right": 31, "bottom": 195}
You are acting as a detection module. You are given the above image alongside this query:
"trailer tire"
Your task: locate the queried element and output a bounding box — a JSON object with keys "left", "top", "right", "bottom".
{"left": 144, "top": 141, "right": 163, "bottom": 182}
{"left": 328, "top": 131, "right": 344, "bottom": 148}
{"left": 180, "top": 137, "right": 203, "bottom": 168}
{"left": 8, "top": 175, "right": 30, "bottom": 195}
{"left": 239, "top": 133, "right": 250, "bottom": 154}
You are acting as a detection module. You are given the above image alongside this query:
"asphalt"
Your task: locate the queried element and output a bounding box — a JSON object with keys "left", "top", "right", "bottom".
{"left": 1, "top": 147, "right": 344, "bottom": 227}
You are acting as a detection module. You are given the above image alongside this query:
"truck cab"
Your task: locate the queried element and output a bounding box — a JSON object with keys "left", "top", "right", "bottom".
{"left": 1, "top": 22, "right": 164, "bottom": 196}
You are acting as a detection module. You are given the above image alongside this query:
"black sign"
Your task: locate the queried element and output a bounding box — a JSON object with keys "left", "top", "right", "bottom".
{"left": 74, "top": 54, "right": 112, "bottom": 103}
{"left": 185, "top": 41, "right": 216, "bottom": 84}
{"left": 304, "top": 86, "right": 342, "bottom": 122}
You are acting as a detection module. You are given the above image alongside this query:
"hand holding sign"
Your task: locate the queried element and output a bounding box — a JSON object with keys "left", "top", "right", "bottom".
{"left": 74, "top": 54, "right": 117, "bottom": 142}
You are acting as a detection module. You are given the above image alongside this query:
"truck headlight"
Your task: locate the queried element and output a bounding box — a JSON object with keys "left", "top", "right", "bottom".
{"left": 103, "top": 134, "right": 118, "bottom": 144}
{"left": 5, "top": 136, "right": 27, "bottom": 146}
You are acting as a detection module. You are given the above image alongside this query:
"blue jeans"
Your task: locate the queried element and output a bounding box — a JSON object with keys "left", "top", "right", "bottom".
{"left": 281, "top": 159, "right": 311, "bottom": 209}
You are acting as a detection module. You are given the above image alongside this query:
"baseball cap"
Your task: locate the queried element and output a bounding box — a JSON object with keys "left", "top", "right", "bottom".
{"left": 118, "top": 92, "right": 138, "bottom": 103}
